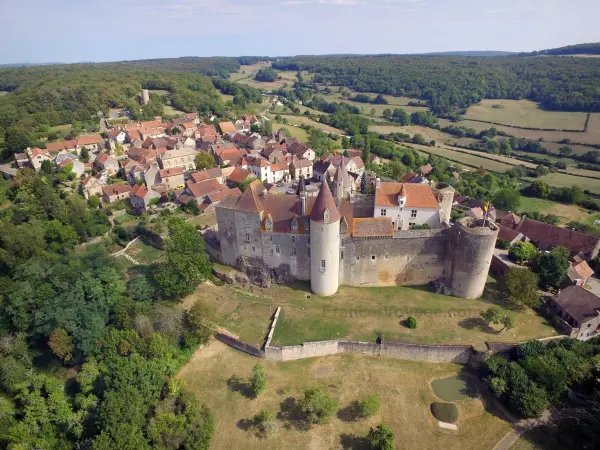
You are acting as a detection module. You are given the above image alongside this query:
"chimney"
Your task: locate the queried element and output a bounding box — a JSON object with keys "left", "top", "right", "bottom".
{"left": 300, "top": 191, "right": 307, "bottom": 216}
{"left": 376, "top": 178, "right": 381, "bottom": 189}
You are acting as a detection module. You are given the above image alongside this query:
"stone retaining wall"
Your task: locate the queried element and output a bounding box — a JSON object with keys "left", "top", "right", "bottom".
{"left": 215, "top": 331, "right": 262, "bottom": 358}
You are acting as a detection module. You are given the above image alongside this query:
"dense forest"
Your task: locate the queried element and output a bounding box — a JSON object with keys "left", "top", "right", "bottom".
{"left": 519, "top": 42, "right": 600, "bottom": 56}
{"left": 272, "top": 55, "right": 600, "bottom": 113}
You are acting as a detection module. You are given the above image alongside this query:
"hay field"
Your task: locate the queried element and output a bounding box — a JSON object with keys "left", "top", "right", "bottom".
{"left": 178, "top": 340, "right": 512, "bottom": 450}
{"left": 540, "top": 141, "right": 593, "bottom": 156}
{"left": 319, "top": 92, "right": 429, "bottom": 116}
{"left": 370, "top": 124, "right": 478, "bottom": 147}
{"left": 516, "top": 198, "right": 590, "bottom": 225}
{"left": 407, "top": 145, "right": 516, "bottom": 172}
{"left": 273, "top": 114, "right": 344, "bottom": 135}
{"left": 271, "top": 123, "right": 309, "bottom": 142}
{"left": 464, "top": 99, "right": 588, "bottom": 130}
{"left": 238, "top": 71, "right": 300, "bottom": 91}
{"left": 525, "top": 172, "right": 600, "bottom": 194}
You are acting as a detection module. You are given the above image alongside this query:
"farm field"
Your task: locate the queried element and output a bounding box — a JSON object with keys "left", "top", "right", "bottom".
{"left": 516, "top": 197, "right": 590, "bottom": 225}
{"left": 444, "top": 114, "right": 600, "bottom": 146}
{"left": 406, "top": 144, "right": 517, "bottom": 172}
{"left": 271, "top": 122, "right": 309, "bottom": 142}
{"left": 319, "top": 92, "right": 430, "bottom": 116}
{"left": 535, "top": 141, "right": 593, "bottom": 157}
{"left": 238, "top": 70, "right": 300, "bottom": 90}
{"left": 370, "top": 123, "right": 478, "bottom": 147}
{"left": 178, "top": 340, "right": 511, "bottom": 450}
{"left": 524, "top": 172, "right": 600, "bottom": 194}
{"left": 147, "top": 89, "right": 170, "bottom": 96}
{"left": 464, "top": 99, "right": 588, "bottom": 130}
{"left": 187, "top": 279, "right": 556, "bottom": 348}
{"left": 271, "top": 114, "right": 345, "bottom": 135}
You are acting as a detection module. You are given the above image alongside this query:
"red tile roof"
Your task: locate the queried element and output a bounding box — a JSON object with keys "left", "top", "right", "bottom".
{"left": 159, "top": 168, "right": 183, "bottom": 178}
{"left": 45, "top": 140, "right": 77, "bottom": 152}
{"left": 375, "top": 182, "right": 439, "bottom": 209}
{"left": 352, "top": 217, "right": 394, "bottom": 237}
{"left": 310, "top": 181, "right": 341, "bottom": 223}
{"left": 219, "top": 121, "right": 237, "bottom": 134}
{"left": 102, "top": 183, "right": 132, "bottom": 196}
{"left": 130, "top": 184, "right": 149, "bottom": 198}
{"left": 227, "top": 167, "right": 252, "bottom": 184}
{"left": 420, "top": 164, "right": 433, "bottom": 175}
{"left": 77, "top": 135, "right": 103, "bottom": 146}
{"left": 189, "top": 167, "right": 222, "bottom": 183}
{"left": 188, "top": 178, "right": 225, "bottom": 198}
{"left": 518, "top": 218, "right": 600, "bottom": 257}
{"left": 571, "top": 260, "right": 594, "bottom": 279}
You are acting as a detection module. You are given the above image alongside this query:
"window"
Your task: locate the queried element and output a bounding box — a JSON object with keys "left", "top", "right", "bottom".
{"left": 270, "top": 248, "right": 274, "bottom": 255}
{"left": 320, "top": 260, "right": 326, "bottom": 272}
{"left": 411, "top": 210, "right": 417, "bottom": 218}
{"left": 275, "top": 245, "right": 280, "bottom": 254}
{"left": 307, "top": 236, "right": 310, "bottom": 244}
{"left": 291, "top": 218, "right": 298, "bottom": 232}
{"left": 269, "top": 236, "right": 273, "bottom": 243}
{"left": 307, "top": 247, "right": 311, "bottom": 257}
{"left": 245, "top": 233, "right": 250, "bottom": 242}
{"left": 341, "top": 250, "right": 344, "bottom": 260}
{"left": 323, "top": 208, "right": 329, "bottom": 223}
{"left": 371, "top": 255, "right": 376, "bottom": 262}
{"left": 291, "top": 235, "right": 296, "bottom": 243}
{"left": 291, "top": 246, "right": 297, "bottom": 256}
{"left": 380, "top": 209, "right": 387, "bottom": 217}
{"left": 409, "top": 222, "right": 415, "bottom": 228}
{"left": 264, "top": 217, "right": 272, "bottom": 231}
{"left": 385, "top": 253, "right": 389, "bottom": 260}
{"left": 252, "top": 246, "right": 256, "bottom": 253}
{"left": 356, "top": 256, "right": 360, "bottom": 261}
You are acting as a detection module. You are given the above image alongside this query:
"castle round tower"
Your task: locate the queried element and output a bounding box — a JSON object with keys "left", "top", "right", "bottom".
{"left": 310, "top": 181, "right": 341, "bottom": 296}
{"left": 448, "top": 217, "right": 499, "bottom": 299}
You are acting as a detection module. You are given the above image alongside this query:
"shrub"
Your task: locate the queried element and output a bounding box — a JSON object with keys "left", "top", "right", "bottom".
{"left": 300, "top": 388, "right": 338, "bottom": 424}
{"left": 367, "top": 423, "right": 396, "bottom": 450}
{"left": 252, "top": 410, "right": 275, "bottom": 436}
{"left": 358, "top": 394, "right": 381, "bottom": 418}
{"left": 249, "top": 363, "right": 266, "bottom": 398}
{"left": 406, "top": 317, "right": 417, "bottom": 329}
{"left": 430, "top": 402, "right": 459, "bottom": 423}
{"left": 496, "top": 239, "right": 510, "bottom": 249}
{"left": 508, "top": 241, "right": 538, "bottom": 265}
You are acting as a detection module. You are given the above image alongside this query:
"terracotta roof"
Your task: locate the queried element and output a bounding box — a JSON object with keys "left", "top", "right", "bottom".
{"left": 496, "top": 210, "right": 521, "bottom": 226}
{"left": 291, "top": 157, "right": 312, "bottom": 169}
{"left": 228, "top": 167, "right": 252, "bottom": 184}
{"left": 207, "top": 187, "right": 242, "bottom": 202}
{"left": 225, "top": 180, "right": 266, "bottom": 213}
{"left": 271, "top": 161, "right": 290, "bottom": 172}
{"left": 160, "top": 168, "right": 183, "bottom": 178}
{"left": 420, "top": 163, "right": 433, "bottom": 175}
{"left": 248, "top": 157, "right": 270, "bottom": 168}
{"left": 402, "top": 171, "right": 417, "bottom": 182}
{"left": 101, "top": 183, "right": 132, "bottom": 196}
{"left": 351, "top": 156, "right": 365, "bottom": 169}
{"left": 553, "top": 286, "right": 600, "bottom": 324}
{"left": 571, "top": 260, "right": 594, "bottom": 280}
{"left": 188, "top": 178, "right": 225, "bottom": 199}
{"left": 352, "top": 217, "right": 394, "bottom": 237}
{"left": 518, "top": 218, "right": 600, "bottom": 257}
{"left": 45, "top": 140, "right": 77, "bottom": 152}
{"left": 288, "top": 141, "right": 311, "bottom": 157}
{"left": 497, "top": 223, "right": 522, "bottom": 242}
{"left": 310, "top": 181, "right": 341, "bottom": 223}
{"left": 219, "top": 121, "right": 237, "bottom": 134}
{"left": 95, "top": 152, "right": 112, "bottom": 164}
{"left": 30, "top": 147, "right": 50, "bottom": 157}
{"left": 375, "top": 182, "right": 439, "bottom": 209}
{"left": 130, "top": 184, "right": 149, "bottom": 198}
{"left": 189, "top": 167, "right": 222, "bottom": 183}
{"left": 195, "top": 124, "right": 217, "bottom": 137}
{"left": 77, "top": 135, "right": 103, "bottom": 146}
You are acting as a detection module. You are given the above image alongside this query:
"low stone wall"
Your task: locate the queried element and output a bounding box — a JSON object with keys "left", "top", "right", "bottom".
{"left": 264, "top": 339, "right": 474, "bottom": 363}
{"left": 215, "top": 331, "right": 262, "bottom": 358}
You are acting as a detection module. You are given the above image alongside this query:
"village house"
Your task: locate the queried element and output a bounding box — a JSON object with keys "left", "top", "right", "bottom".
{"left": 158, "top": 148, "right": 197, "bottom": 171}
{"left": 287, "top": 141, "right": 316, "bottom": 161}
{"left": 144, "top": 164, "right": 161, "bottom": 187}
{"left": 107, "top": 129, "right": 127, "bottom": 145}
{"left": 198, "top": 188, "right": 242, "bottom": 213}
{"left": 374, "top": 180, "right": 442, "bottom": 230}
{"left": 289, "top": 157, "right": 313, "bottom": 180}
{"left": 567, "top": 260, "right": 594, "bottom": 287}
{"left": 44, "top": 140, "right": 78, "bottom": 154}
{"left": 214, "top": 148, "right": 246, "bottom": 166}
{"left": 159, "top": 168, "right": 185, "bottom": 191}
{"left": 94, "top": 152, "right": 119, "bottom": 173}
{"left": 195, "top": 124, "right": 218, "bottom": 141}
{"left": 58, "top": 158, "right": 85, "bottom": 177}
{"left": 177, "top": 178, "right": 226, "bottom": 205}
{"left": 188, "top": 167, "right": 224, "bottom": 184}
{"left": 26, "top": 147, "right": 52, "bottom": 171}
{"left": 101, "top": 182, "right": 132, "bottom": 203}
{"left": 129, "top": 184, "right": 160, "bottom": 211}
{"left": 81, "top": 175, "right": 105, "bottom": 199}
{"left": 246, "top": 157, "right": 273, "bottom": 183}
{"left": 218, "top": 121, "right": 237, "bottom": 136}
{"left": 226, "top": 167, "right": 253, "bottom": 188}
{"left": 14, "top": 152, "right": 30, "bottom": 169}
{"left": 271, "top": 161, "right": 291, "bottom": 184}
{"left": 77, "top": 135, "right": 104, "bottom": 152}
{"left": 548, "top": 286, "right": 600, "bottom": 341}
{"left": 313, "top": 159, "right": 336, "bottom": 182}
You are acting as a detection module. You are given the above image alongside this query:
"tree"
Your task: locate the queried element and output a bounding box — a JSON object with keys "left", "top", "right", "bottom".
{"left": 406, "top": 317, "right": 417, "bottom": 329}
{"left": 532, "top": 246, "right": 570, "bottom": 288}
{"left": 367, "top": 424, "right": 395, "bottom": 450}
{"left": 493, "top": 188, "right": 521, "bottom": 211}
{"left": 358, "top": 394, "right": 381, "bottom": 418}
{"left": 254, "top": 68, "right": 278, "bottom": 82}
{"left": 362, "top": 139, "right": 371, "bottom": 167}
{"left": 300, "top": 388, "right": 338, "bottom": 424}
{"left": 501, "top": 315, "right": 515, "bottom": 331}
{"left": 360, "top": 171, "right": 367, "bottom": 194}
{"left": 88, "top": 195, "right": 100, "bottom": 209}
{"left": 184, "top": 301, "right": 214, "bottom": 346}
{"left": 195, "top": 152, "right": 217, "bottom": 170}
{"left": 481, "top": 307, "right": 503, "bottom": 325}
{"left": 41, "top": 159, "right": 55, "bottom": 175}
{"left": 48, "top": 328, "right": 73, "bottom": 362}
{"left": 490, "top": 377, "right": 507, "bottom": 397}
{"left": 559, "top": 146, "right": 573, "bottom": 157}
{"left": 251, "top": 410, "right": 275, "bottom": 436}
{"left": 502, "top": 268, "right": 540, "bottom": 308}
{"left": 153, "top": 219, "right": 212, "bottom": 298}
{"left": 508, "top": 241, "right": 538, "bottom": 264}
{"left": 249, "top": 362, "right": 266, "bottom": 398}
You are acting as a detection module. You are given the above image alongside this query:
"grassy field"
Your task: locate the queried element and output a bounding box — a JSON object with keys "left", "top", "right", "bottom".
{"left": 238, "top": 71, "right": 300, "bottom": 91}
{"left": 271, "top": 114, "right": 345, "bottom": 135}
{"left": 0, "top": 91, "right": 8, "bottom": 96}
{"left": 464, "top": 99, "right": 588, "bottom": 130}
{"left": 188, "top": 278, "right": 556, "bottom": 348}
{"left": 524, "top": 172, "right": 600, "bottom": 194}
{"left": 370, "top": 124, "right": 478, "bottom": 147}
{"left": 271, "top": 123, "right": 309, "bottom": 142}
{"left": 188, "top": 210, "right": 218, "bottom": 228}
{"left": 516, "top": 197, "right": 590, "bottom": 225}
{"left": 148, "top": 89, "right": 170, "bottom": 96}
{"left": 538, "top": 141, "right": 593, "bottom": 157}
{"left": 510, "top": 426, "right": 571, "bottom": 450}
{"left": 319, "top": 92, "right": 429, "bottom": 117}
{"left": 124, "top": 239, "right": 163, "bottom": 265}
{"left": 407, "top": 144, "right": 517, "bottom": 172}
{"left": 177, "top": 340, "right": 512, "bottom": 450}
{"left": 50, "top": 124, "right": 73, "bottom": 132}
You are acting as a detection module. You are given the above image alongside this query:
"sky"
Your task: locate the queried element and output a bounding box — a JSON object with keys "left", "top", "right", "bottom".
{"left": 1, "top": 0, "right": 599, "bottom": 64}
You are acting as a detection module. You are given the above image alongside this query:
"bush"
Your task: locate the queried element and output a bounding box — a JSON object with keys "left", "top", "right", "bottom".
{"left": 496, "top": 239, "right": 510, "bottom": 250}
{"left": 367, "top": 423, "right": 395, "bottom": 450}
{"left": 430, "top": 402, "right": 459, "bottom": 423}
{"left": 252, "top": 410, "right": 275, "bottom": 436}
{"left": 406, "top": 317, "right": 417, "bottom": 329}
{"left": 358, "top": 394, "right": 381, "bottom": 418}
{"left": 508, "top": 241, "right": 538, "bottom": 265}
{"left": 249, "top": 363, "right": 266, "bottom": 398}
{"left": 300, "top": 388, "right": 338, "bottom": 424}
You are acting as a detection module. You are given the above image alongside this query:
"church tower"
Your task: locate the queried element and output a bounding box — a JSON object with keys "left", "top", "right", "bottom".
{"left": 310, "top": 181, "right": 341, "bottom": 296}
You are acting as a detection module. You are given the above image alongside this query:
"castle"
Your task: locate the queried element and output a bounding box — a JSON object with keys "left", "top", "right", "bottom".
{"left": 215, "top": 161, "right": 499, "bottom": 299}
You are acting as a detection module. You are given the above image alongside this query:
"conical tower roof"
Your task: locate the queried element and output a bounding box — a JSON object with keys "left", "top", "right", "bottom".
{"left": 334, "top": 158, "right": 353, "bottom": 187}
{"left": 310, "top": 181, "right": 341, "bottom": 223}
{"left": 296, "top": 175, "right": 306, "bottom": 195}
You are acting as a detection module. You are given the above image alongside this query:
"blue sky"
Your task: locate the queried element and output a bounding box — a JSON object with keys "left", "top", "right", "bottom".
{"left": 1, "top": 0, "right": 599, "bottom": 63}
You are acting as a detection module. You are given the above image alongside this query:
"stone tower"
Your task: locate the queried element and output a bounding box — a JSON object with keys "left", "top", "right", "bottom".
{"left": 447, "top": 217, "right": 499, "bottom": 299}
{"left": 141, "top": 89, "right": 150, "bottom": 105}
{"left": 310, "top": 181, "right": 341, "bottom": 296}
{"left": 332, "top": 159, "right": 352, "bottom": 205}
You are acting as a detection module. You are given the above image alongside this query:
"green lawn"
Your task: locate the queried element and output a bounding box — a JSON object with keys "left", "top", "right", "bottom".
{"left": 125, "top": 239, "right": 163, "bottom": 265}
{"left": 177, "top": 340, "right": 511, "bottom": 450}
{"left": 510, "top": 426, "right": 571, "bottom": 450}
{"left": 517, "top": 197, "right": 590, "bottom": 225}
{"left": 188, "top": 278, "right": 557, "bottom": 348}
{"left": 271, "top": 123, "right": 309, "bottom": 142}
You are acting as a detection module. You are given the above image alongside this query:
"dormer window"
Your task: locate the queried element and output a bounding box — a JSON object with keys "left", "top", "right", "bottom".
{"left": 340, "top": 217, "right": 348, "bottom": 234}
{"left": 264, "top": 216, "right": 272, "bottom": 231}
{"left": 291, "top": 217, "right": 298, "bottom": 232}
{"left": 323, "top": 207, "right": 329, "bottom": 223}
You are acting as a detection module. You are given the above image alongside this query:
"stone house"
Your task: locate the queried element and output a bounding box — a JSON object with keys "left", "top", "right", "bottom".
{"left": 27, "top": 147, "right": 52, "bottom": 171}
{"left": 129, "top": 184, "right": 160, "bottom": 211}
{"left": 101, "top": 182, "right": 132, "bottom": 203}
{"left": 189, "top": 167, "right": 224, "bottom": 184}
{"left": 548, "top": 286, "right": 600, "bottom": 341}
{"left": 76, "top": 135, "right": 104, "bottom": 152}
{"left": 374, "top": 180, "right": 442, "bottom": 230}
{"left": 58, "top": 158, "right": 85, "bottom": 177}
{"left": 81, "top": 175, "right": 105, "bottom": 199}
{"left": 288, "top": 141, "right": 315, "bottom": 161}
{"left": 218, "top": 121, "right": 237, "bottom": 136}
{"left": 159, "top": 168, "right": 185, "bottom": 191}
{"left": 313, "top": 160, "right": 335, "bottom": 182}
{"left": 289, "top": 157, "right": 313, "bottom": 180}
{"left": 107, "top": 129, "right": 127, "bottom": 144}
{"left": 94, "top": 152, "right": 119, "bottom": 173}
{"left": 158, "top": 148, "right": 197, "bottom": 171}
{"left": 567, "top": 260, "right": 594, "bottom": 287}
{"left": 227, "top": 167, "right": 253, "bottom": 187}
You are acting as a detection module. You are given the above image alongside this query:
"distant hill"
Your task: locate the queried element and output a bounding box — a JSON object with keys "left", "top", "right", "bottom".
{"left": 0, "top": 62, "right": 64, "bottom": 68}
{"left": 519, "top": 43, "right": 600, "bottom": 57}
{"left": 419, "top": 51, "right": 515, "bottom": 57}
